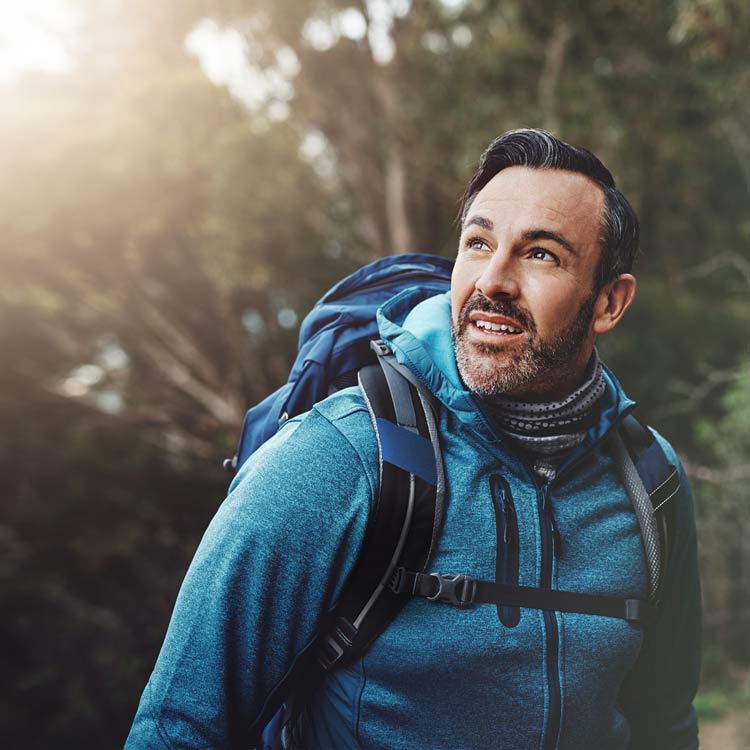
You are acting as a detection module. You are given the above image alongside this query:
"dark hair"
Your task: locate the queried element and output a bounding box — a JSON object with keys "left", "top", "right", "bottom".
{"left": 459, "top": 129, "right": 639, "bottom": 289}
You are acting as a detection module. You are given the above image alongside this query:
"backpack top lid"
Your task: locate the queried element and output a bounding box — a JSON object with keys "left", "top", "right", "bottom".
{"left": 228, "top": 253, "right": 454, "bottom": 472}
{"left": 294, "top": 253, "right": 455, "bottom": 365}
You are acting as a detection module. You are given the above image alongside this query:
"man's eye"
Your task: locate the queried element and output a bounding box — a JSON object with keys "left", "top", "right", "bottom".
{"left": 466, "top": 237, "right": 489, "bottom": 251}
{"left": 530, "top": 248, "right": 558, "bottom": 263}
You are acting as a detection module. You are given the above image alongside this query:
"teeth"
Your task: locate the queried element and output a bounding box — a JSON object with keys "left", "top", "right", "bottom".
{"left": 475, "top": 320, "right": 521, "bottom": 334}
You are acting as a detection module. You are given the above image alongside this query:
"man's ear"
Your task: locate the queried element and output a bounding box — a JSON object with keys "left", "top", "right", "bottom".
{"left": 593, "top": 273, "right": 636, "bottom": 334}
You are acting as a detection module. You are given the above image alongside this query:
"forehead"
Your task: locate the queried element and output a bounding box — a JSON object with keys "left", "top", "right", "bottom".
{"left": 465, "top": 166, "right": 605, "bottom": 246}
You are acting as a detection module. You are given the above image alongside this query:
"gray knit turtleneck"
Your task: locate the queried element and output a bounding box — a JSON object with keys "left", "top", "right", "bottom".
{"left": 481, "top": 351, "right": 607, "bottom": 481}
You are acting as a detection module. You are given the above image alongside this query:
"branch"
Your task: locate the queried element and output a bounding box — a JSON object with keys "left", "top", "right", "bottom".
{"left": 652, "top": 366, "right": 741, "bottom": 420}
{"left": 724, "top": 115, "right": 750, "bottom": 199}
{"left": 130, "top": 280, "right": 231, "bottom": 394}
{"left": 537, "top": 17, "right": 572, "bottom": 133}
{"left": 682, "top": 458, "right": 750, "bottom": 483}
{"left": 673, "top": 251, "right": 750, "bottom": 287}
{"left": 39, "top": 380, "right": 229, "bottom": 464}
{"left": 137, "top": 337, "right": 242, "bottom": 426}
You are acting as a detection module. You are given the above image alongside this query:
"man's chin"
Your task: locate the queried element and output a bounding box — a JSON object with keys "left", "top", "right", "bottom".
{"left": 455, "top": 342, "right": 528, "bottom": 396}
{"left": 462, "top": 370, "right": 523, "bottom": 397}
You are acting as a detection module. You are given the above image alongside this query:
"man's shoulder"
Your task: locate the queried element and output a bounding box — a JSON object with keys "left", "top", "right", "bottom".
{"left": 228, "top": 385, "right": 379, "bottom": 509}
{"left": 309, "top": 384, "right": 377, "bottom": 461}
{"left": 311, "top": 384, "right": 371, "bottom": 426}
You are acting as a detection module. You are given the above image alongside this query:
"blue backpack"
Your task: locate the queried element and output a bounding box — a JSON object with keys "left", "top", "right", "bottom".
{"left": 223, "top": 253, "right": 455, "bottom": 473}
{"left": 224, "top": 253, "right": 680, "bottom": 749}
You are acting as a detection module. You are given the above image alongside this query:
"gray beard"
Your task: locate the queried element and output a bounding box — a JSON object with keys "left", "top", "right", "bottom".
{"left": 451, "top": 290, "right": 597, "bottom": 399}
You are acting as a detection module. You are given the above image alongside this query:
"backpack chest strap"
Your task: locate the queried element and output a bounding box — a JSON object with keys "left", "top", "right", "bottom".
{"left": 389, "top": 567, "right": 656, "bottom": 627}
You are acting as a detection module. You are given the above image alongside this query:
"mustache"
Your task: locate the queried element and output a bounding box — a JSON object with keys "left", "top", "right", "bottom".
{"left": 459, "top": 294, "right": 536, "bottom": 334}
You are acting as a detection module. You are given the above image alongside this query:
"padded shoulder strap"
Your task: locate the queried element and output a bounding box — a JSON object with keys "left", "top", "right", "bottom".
{"left": 613, "top": 413, "right": 681, "bottom": 601}
{"left": 312, "top": 348, "right": 444, "bottom": 670}
{"left": 263, "top": 346, "right": 444, "bottom": 748}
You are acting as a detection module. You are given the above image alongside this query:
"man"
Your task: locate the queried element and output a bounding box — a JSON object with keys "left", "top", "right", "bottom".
{"left": 126, "top": 130, "right": 701, "bottom": 749}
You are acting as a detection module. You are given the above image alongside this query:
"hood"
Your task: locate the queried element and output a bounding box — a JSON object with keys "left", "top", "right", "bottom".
{"left": 377, "top": 287, "right": 635, "bottom": 450}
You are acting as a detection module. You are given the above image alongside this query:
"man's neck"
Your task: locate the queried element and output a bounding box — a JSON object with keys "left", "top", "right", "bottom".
{"left": 481, "top": 350, "right": 606, "bottom": 480}
{"left": 503, "top": 347, "right": 595, "bottom": 403}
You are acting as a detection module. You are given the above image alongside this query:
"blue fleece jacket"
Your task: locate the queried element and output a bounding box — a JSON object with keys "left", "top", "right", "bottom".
{"left": 126, "top": 289, "right": 701, "bottom": 750}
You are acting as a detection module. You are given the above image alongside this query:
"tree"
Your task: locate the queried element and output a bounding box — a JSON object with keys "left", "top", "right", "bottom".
{"left": 2, "top": 1, "right": 749, "bottom": 746}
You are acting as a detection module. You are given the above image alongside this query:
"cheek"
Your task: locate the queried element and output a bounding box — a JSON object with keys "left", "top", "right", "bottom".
{"left": 450, "top": 262, "right": 475, "bottom": 323}
{"left": 523, "top": 279, "right": 579, "bottom": 328}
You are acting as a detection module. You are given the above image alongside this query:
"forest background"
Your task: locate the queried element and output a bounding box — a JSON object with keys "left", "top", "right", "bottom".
{"left": 1, "top": 1, "right": 749, "bottom": 747}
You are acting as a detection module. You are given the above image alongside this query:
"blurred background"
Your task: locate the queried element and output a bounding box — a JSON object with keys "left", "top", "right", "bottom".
{"left": 1, "top": 0, "right": 748, "bottom": 747}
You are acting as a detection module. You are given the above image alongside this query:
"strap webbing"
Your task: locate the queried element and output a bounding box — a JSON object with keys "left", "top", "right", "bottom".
{"left": 376, "top": 418, "right": 438, "bottom": 486}
{"left": 391, "top": 568, "right": 655, "bottom": 626}
{"left": 310, "top": 357, "right": 441, "bottom": 674}
{"left": 379, "top": 356, "right": 418, "bottom": 432}
{"left": 611, "top": 429, "right": 662, "bottom": 599}
{"left": 615, "top": 413, "right": 681, "bottom": 602}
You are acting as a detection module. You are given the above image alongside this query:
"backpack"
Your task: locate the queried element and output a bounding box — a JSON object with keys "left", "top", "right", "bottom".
{"left": 223, "top": 253, "right": 455, "bottom": 473}
{"left": 223, "top": 253, "right": 680, "bottom": 749}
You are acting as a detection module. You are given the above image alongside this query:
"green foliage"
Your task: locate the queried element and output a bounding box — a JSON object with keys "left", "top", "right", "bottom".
{"left": 692, "top": 361, "right": 750, "bottom": 674}
{"left": 695, "top": 684, "right": 750, "bottom": 722}
{"left": 697, "top": 358, "right": 750, "bottom": 463}
{"left": 1, "top": 0, "right": 748, "bottom": 746}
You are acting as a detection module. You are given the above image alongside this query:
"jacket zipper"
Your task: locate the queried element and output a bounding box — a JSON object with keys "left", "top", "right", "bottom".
{"left": 479, "top": 407, "right": 636, "bottom": 749}
{"left": 537, "top": 481, "right": 562, "bottom": 750}
{"left": 531, "top": 407, "right": 636, "bottom": 749}
{"left": 489, "top": 475, "right": 520, "bottom": 627}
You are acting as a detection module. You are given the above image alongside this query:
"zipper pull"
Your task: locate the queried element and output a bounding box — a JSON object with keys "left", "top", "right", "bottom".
{"left": 549, "top": 510, "right": 562, "bottom": 557}
{"left": 542, "top": 487, "right": 562, "bottom": 557}
{"left": 501, "top": 496, "right": 515, "bottom": 545}
{"left": 491, "top": 476, "right": 516, "bottom": 547}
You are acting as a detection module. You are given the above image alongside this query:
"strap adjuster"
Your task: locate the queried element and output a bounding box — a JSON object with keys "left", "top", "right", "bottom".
{"left": 624, "top": 598, "right": 656, "bottom": 626}
{"left": 426, "top": 573, "right": 477, "bottom": 608}
{"left": 388, "top": 566, "right": 408, "bottom": 594}
{"left": 316, "top": 617, "right": 358, "bottom": 672}
{"left": 370, "top": 339, "right": 390, "bottom": 357}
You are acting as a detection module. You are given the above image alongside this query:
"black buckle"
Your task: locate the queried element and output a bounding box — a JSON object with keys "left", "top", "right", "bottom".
{"left": 370, "top": 339, "right": 390, "bottom": 357}
{"left": 426, "top": 573, "right": 477, "bottom": 608}
{"left": 316, "top": 617, "right": 358, "bottom": 672}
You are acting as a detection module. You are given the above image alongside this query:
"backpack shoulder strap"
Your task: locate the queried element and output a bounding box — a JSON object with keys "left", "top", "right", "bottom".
{"left": 612, "top": 413, "right": 681, "bottom": 602}
{"left": 259, "top": 343, "right": 445, "bottom": 749}
{"left": 314, "top": 342, "right": 445, "bottom": 670}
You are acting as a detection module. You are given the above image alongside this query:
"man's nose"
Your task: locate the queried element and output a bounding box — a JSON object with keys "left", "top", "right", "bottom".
{"left": 475, "top": 250, "right": 520, "bottom": 300}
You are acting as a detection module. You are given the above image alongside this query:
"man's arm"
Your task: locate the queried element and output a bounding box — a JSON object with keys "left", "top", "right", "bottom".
{"left": 124, "top": 402, "right": 376, "bottom": 750}
{"left": 619, "top": 435, "right": 702, "bottom": 749}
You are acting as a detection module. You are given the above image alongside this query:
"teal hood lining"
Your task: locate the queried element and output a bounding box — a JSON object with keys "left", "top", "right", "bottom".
{"left": 376, "top": 287, "right": 635, "bottom": 452}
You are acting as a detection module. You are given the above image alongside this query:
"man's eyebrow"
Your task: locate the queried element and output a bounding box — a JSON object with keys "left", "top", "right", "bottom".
{"left": 522, "top": 229, "right": 576, "bottom": 255}
{"left": 463, "top": 215, "right": 494, "bottom": 232}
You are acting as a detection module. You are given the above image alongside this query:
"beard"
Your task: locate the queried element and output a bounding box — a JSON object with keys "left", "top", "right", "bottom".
{"left": 451, "top": 291, "right": 598, "bottom": 399}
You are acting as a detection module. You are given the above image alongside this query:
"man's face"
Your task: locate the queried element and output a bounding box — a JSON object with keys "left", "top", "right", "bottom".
{"left": 451, "top": 166, "right": 606, "bottom": 401}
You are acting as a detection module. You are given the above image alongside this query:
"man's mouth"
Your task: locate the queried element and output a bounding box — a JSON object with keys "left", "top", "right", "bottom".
{"left": 473, "top": 319, "right": 523, "bottom": 335}
{"left": 468, "top": 311, "right": 525, "bottom": 337}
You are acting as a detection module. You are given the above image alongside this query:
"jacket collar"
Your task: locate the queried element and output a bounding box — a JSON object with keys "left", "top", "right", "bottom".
{"left": 377, "top": 288, "right": 635, "bottom": 452}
